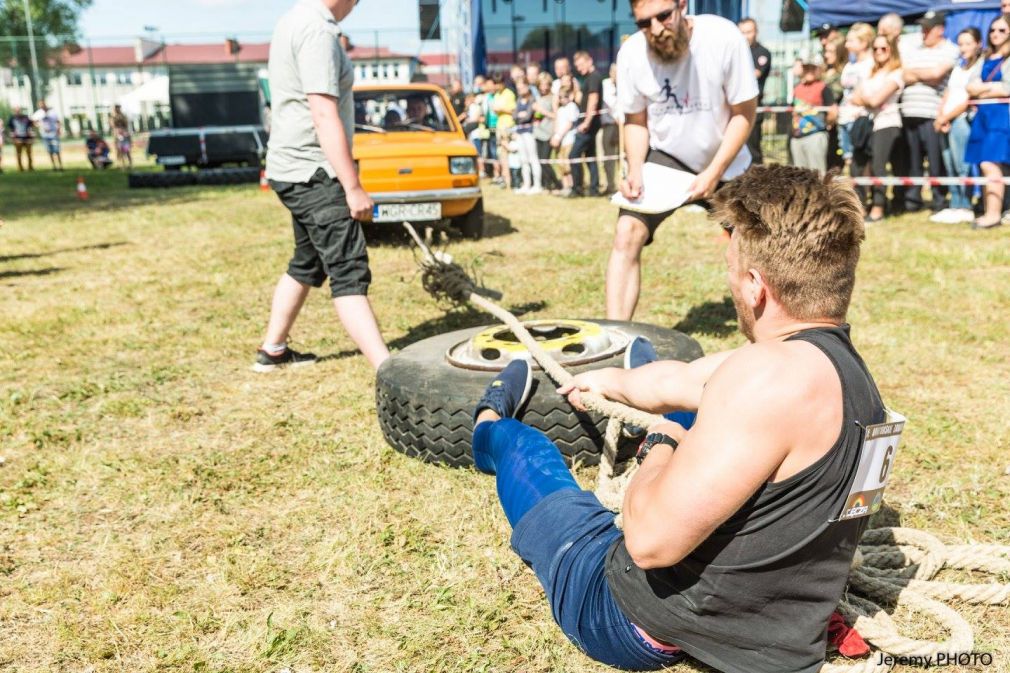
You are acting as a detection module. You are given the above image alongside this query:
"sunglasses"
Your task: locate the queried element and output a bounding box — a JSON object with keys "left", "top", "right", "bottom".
{"left": 635, "top": 8, "right": 676, "bottom": 30}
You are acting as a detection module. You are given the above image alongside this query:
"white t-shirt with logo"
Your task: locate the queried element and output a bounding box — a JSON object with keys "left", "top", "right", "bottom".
{"left": 616, "top": 14, "right": 759, "bottom": 178}
{"left": 32, "top": 108, "right": 60, "bottom": 139}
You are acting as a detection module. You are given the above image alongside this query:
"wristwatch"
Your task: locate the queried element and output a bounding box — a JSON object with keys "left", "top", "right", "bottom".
{"left": 636, "top": 432, "right": 679, "bottom": 465}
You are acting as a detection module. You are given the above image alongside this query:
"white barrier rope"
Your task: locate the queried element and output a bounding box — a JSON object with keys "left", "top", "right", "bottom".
{"left": 757, "top": 98, "right": 1009, "bottom": 113}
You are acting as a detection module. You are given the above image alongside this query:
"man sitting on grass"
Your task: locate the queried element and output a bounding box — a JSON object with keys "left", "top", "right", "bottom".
{"left": 470, "top": 165, "right": 886, "bottom": 673}
{"left": 85, "top": 131, "right": 113, "bottom": 170}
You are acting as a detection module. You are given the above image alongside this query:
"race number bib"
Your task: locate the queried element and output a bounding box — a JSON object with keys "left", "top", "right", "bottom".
{"left": 835, "top": 409, "right": 906, "bottom": 522}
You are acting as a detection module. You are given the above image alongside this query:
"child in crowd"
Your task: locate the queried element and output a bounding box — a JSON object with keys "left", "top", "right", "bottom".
{"left": 551, "top": 86, "right": 580, "bottom": 196}
{"left": 790, "top": 53, "right": 836, "bottom": 174}
{"left": 513, "top": 80, "right": 542, "bottom": 194}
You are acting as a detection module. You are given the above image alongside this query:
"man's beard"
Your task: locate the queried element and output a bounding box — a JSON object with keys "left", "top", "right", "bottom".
{"left": 731, "top": 285, "right": 756, "bottom": 343}
{"left": 647, "top": 20, "right": 690, "bottom": 62}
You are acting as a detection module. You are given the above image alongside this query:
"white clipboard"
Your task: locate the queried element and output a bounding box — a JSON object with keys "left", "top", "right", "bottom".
{"left": 610, "top": 162, "right": 696, "bottom": 214}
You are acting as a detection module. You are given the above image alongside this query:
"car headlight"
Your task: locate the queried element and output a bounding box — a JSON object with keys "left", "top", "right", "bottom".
{"left": 449, "top": 156, "right": 476, "bottom": 175}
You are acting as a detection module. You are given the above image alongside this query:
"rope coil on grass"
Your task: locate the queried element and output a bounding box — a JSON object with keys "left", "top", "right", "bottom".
{"left": 403, "top": 223, "right": 1010, "bottom": 673}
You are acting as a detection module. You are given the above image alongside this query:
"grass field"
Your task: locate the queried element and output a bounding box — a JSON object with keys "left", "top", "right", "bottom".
{"left": 2, "top": 152, "right": 1009, "bottom": 673}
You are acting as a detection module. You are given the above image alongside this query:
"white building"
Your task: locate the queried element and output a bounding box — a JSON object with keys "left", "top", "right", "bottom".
{"left": 344, "top": 46, "right": 420, "bottom": 85}
{"left": 0, "top": 39, "right": 427, "bottom": 135}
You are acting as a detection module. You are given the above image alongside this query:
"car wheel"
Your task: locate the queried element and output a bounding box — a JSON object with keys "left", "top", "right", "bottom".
{"left": 453, "top": 198, "right": 486, "bottom": 240}
{"left": 375, "top": 319, "right": 703, "bottom": 468}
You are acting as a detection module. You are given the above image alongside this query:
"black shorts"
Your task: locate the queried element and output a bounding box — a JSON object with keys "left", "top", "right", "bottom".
{"left": 269, "top": 168, "right": 371, "bottom": 298}
{"left": 618, "top": 149, "right": 727, "bottom": 246}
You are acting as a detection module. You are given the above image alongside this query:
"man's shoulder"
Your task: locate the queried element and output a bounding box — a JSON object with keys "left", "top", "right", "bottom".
{"left": 693, "top": 13, "right": 743, "bottom": 36}
{"left": 617, "top": 31, "right": 647, "bottom": 62}
{"left": 714, "top": 340, "right": 836, "bottom": 408}
{"left": 277, "top": 0, "right": 340, "bottom": 41}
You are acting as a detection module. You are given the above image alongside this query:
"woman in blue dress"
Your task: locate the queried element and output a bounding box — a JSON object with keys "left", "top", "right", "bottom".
{"left": 965, "top": 13, "right": 1010, "bottom": 229}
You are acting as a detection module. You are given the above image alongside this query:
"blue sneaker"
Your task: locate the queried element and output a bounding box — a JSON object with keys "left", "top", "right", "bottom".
{"left": 624, "top": 335, "right": 658, "bottom": 369}
{"left": 623, "top": 336, "right": 657, "bottom": 437}
{"left": 474, "top": 360, "right": 534, "bottom": 425}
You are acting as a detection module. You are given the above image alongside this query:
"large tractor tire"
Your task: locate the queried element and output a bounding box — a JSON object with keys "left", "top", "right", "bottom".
{"left": 376, "top": 320, "right": 703, "bottom": 468}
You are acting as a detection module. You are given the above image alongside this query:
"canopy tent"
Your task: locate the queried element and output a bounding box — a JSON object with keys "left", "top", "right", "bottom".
{"left": 809, "top": 0, "right": 932, "bottom": 28}
{"left": 118, "top": 75, "right": 169, "bottom": 118}
{"left": 808, "top": 0, "right": 1000, "bottom": 28}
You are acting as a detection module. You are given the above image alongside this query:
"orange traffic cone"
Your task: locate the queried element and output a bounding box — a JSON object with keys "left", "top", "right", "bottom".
{"left": 76, "top": 176, "right": 89, "bottom": 201}
{"left": 259, "top": 169, "right": 270, "bottom": 192}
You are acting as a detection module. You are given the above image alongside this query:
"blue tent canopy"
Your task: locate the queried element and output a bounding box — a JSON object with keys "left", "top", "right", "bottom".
{"left": 809, "top": 0, "right": 933, "bottom": 28}
{"left": 809, "top": 0, "right": 1002, "bottom": 44}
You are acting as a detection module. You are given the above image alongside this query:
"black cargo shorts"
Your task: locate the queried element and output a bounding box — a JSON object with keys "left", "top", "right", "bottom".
{"left": 269, "top": 168, "right": 371, "bottom": 298}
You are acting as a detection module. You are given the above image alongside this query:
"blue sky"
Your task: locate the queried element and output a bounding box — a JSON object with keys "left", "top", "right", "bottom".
{"left": 79, "top": 0, "right": 422, "bottom": 44}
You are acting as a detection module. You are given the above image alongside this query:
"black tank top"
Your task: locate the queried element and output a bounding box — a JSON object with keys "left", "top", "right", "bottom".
{"left": 605, "top": 325, "right": 885, "bottom": 673}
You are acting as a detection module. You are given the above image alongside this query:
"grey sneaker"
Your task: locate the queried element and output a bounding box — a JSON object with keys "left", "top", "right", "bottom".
{"left": 252, "top": 347, "right": 318, "bottom": 373}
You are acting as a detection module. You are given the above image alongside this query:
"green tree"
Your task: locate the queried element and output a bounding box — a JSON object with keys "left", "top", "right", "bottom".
{"left": 0, "top": 0, "right": 93, "bottom": 103}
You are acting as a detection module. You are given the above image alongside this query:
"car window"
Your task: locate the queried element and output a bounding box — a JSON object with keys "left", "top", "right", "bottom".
{"left": 354, "top": 91, "right": 453, "bottom": 133}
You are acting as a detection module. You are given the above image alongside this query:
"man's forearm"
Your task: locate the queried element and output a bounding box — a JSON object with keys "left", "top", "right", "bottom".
{"left": 609, "top": 349, "right": 738, "bottom": 413}
{"left": 707, "top": 106, "right": 754, "bottom": 177}
{"left": 316, "top": 115, "right": 363, "bottom": 191}
{"left": 624, "top": 120, "right": 650, "bottom": 174}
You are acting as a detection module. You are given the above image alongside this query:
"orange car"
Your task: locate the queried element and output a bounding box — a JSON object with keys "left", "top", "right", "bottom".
{"left": 353, "top": 83, "right": 485, "bottom": 238}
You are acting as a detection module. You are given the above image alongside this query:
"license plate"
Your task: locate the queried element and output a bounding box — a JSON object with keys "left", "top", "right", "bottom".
{"left": 373, "top": 202, "right": 441, "bottom": 223}
{"left": 158, "top": 155, "right": 187, "bottom": 166}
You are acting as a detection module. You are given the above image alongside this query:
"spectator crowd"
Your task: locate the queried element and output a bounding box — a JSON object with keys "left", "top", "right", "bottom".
{"left": 450, "top": 6, "right": 1010, "bottom": 230}
{"left": 1, "top": 102, "right": 133, "bottom": 173}
{"left": 451, "top": 52, "right": 622, "bottom": 198}
{"left": 802, "top": 9, "right": 1010, "bottom": 229}
{"left": 4, "top": 5, "right": 1009, "bottom": 231}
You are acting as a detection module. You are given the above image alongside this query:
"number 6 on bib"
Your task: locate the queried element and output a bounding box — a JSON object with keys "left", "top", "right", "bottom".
{"left": 834, "top": 409, "right": 907, "bottom": 522}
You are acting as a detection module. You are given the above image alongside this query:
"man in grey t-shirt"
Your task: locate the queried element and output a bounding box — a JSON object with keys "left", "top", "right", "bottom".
{"left": 256, "top": 0, "right": 389, "bottom": 373}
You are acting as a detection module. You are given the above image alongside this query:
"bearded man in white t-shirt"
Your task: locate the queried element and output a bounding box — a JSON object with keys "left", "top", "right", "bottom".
{"left": 605, "top": 0, "right": 758, "bottom": 320}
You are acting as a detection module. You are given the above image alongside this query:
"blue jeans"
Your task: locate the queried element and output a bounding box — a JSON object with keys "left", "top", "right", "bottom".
{"left": 942, "top": 115, "right": 972, "bottom": 210}
{"left": 839, "top": 122, "right": 854, "bottom": 161}
{"left": 569, "top": 128, "right": 600, "bottom": 194}
{"left": 472, "top": 414, "right": 696, "bottom": 670}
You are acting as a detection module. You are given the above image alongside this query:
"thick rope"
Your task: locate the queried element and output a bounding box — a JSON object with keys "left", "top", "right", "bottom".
{"left": 404, "top": 223, "right": 1010, "bottom": 673}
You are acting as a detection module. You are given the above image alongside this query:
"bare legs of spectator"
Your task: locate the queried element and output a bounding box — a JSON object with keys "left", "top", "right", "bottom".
{"left": 605, "top": 215, "right": 651, "bottom": 320}
{"left": 263, "top": 273, "right": 390, "bottom": 371}
{"left": 498, "top": 144, "right": 512, "bottom": 190}
{"left": 14, "top": 141, "right": 33, "bottom": 171}
{"left": 974, "top": 162, "right": 1006, "bottom": 229}
{"left": 48, "top": 150, "right": 64, "bottom": 171}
